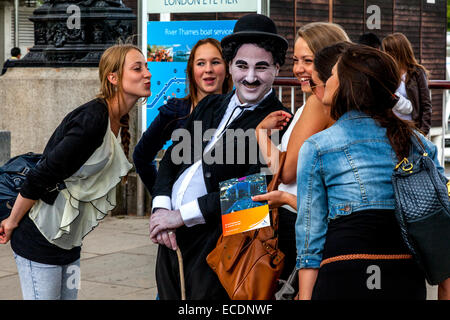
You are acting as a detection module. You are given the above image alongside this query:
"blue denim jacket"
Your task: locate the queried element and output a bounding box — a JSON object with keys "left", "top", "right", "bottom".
{"left": 295, "top": 110, "right": 443, "bottom": 269}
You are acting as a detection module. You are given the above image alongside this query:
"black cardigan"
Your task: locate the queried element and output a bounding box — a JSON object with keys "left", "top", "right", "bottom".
{"left": 11, "top": 98, "right": 109, "bottom": 265}
{"left": 152, "top": 90, "right": 291, "bottom": 299}
{"left": 133, "top": 98, "right": 191, "bottom": 193}
{"left": 20, "top": 98, "right": 109, "bottom": 202}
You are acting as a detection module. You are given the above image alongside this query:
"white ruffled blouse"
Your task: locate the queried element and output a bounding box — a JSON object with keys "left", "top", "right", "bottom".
{"left": 28, "top": 121, "right": 132, "bottom": 250}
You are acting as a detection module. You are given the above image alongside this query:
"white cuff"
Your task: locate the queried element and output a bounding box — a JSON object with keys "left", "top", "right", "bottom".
{"left": 152, "top": 196, "right": 172, "bottom": 212}
{"left": 393, "top": 93, "right": 413, "bottom": 115}
{"left": 179, "top": 200, "right": 206, "bottom": 227}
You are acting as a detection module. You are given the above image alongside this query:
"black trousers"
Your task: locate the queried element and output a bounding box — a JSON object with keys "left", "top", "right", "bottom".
{"left": 155, "top": 224, "right": 229, "bottom": 300}
{"left": 277, "top": 207, "right": 297, "bottom": 281}
{"left": 156, "top": 208, "right": 297, "bottom": 300}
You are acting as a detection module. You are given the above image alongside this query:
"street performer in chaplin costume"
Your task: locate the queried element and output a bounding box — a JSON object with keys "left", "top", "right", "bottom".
{"left": 149, "top": 14, "right": 290, "bottom": 300}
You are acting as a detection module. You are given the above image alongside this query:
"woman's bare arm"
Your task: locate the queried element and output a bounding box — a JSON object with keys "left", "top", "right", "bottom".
{"left": 0, "top": 194, "right": 36, "bottom": 244}
{"left": 255, "top": 110, "right": 292, "bottom": 174}
{"left": 281, "top": 95, "right": 333, "bottom": 184}
{"left": 296, "top": 268, "right": 319, "bottom": 300}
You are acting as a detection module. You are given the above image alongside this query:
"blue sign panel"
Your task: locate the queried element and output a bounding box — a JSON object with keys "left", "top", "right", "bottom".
{"left": 146, "top": 20, "right": 236, "bottom": 148}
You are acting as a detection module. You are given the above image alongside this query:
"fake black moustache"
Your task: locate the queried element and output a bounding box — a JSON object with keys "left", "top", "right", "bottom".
{"left": 243, "top": 80, "right": 261, "bottom": 86}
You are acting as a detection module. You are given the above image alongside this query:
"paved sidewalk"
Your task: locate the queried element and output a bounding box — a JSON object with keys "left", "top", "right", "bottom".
{"left": 0, "top": 215, "right": 440, "bottom": 300}
{"left": 0, "top": 215, "right": 158, "bottom": 300}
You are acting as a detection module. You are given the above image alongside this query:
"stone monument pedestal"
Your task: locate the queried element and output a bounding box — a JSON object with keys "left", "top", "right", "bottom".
{"left": 0, "top": 67, "right": 143, "bottom": 215}
{"left": 0, "top": 131, "right": 11, "bottom": 166}
{"left": 0, "top": 67, "right": 99, "bottom": 156}
{"left": 0, "top": 1, "right": 144, "bottom": 215}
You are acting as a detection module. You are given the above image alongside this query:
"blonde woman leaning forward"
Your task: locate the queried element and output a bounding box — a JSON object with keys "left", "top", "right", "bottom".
{"left": 0, "top": 44, "right": 151, "bottom": 300}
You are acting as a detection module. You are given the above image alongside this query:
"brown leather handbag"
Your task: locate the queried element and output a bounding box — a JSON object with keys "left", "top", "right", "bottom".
{"left": 206, "top": 152, "right": 287, "bottom": 300}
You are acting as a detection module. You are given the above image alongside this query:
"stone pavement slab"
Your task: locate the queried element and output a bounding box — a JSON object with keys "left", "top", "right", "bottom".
{"left": 0, "top": 215, "right": 157, "bottom": 300}
{"left": 79, "top": 216, "right": 157, "bottom": 300}
{"left": 0, "top": 215, "right": 441, "bottom": 300}
{"left": 0, "top": 274, "right": 23, "bottom": 300}
{"left": 114, "top": 287, "right": 158, "bottom": 300}
{"left": 0, "top": 248, "right": 20, "bottom": 273}
{"left": 77, "top": 280, "right": 149, "bottom": 300}
{"left": 121, "top": 244, "right": 156, "bottom": 256}
{"left": 81, "top": 222, "right": 151, "bottom": 256}
{"left": 80, "top": 252, "right": 156, "bottom": 289}
{"left": 0, "top": 271, "right": 14, "bottom": 278}
{"left": 0, "top": 243, "right": 12, "bottom": 257}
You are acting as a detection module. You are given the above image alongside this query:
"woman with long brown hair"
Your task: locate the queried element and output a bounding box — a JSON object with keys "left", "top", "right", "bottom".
{"left": 382, "top": 33, "right": 432, "bottom": 135}
{"left": 0, "top": 44, "right": 151, "bottom": 300}
{"left": 253, "top": 22, "right": 350, "bottom": 281}
{"left": 295, "top": 44, "right": 444, "bottom": 300}
{"left": 133, "top": 38, "right": 232, "bottom": 193}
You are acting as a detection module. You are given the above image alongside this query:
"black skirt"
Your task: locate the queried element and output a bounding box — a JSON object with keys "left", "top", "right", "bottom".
{"left": 311, "top": 209, "right": 426, "bottom": 300}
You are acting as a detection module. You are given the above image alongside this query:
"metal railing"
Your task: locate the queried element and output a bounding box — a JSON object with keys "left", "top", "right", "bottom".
{"left": 273, "top": 77, "right": 450, "bottom": 167}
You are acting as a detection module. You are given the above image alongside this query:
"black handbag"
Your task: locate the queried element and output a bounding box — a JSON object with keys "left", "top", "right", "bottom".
{"left": 0, "top": 152, "right": 42, "bottom": 222}
{"left": 392, "top": 135, "right": 450, "bottom": 285}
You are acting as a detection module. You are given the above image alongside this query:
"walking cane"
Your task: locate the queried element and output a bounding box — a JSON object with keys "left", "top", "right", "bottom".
{"left": 176, "top": 247, "right": 186, "bottom": 300}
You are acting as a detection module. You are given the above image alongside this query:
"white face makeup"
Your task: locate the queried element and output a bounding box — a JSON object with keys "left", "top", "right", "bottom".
{"left": 229, "top": 43, "right": 279, "bottom": 105}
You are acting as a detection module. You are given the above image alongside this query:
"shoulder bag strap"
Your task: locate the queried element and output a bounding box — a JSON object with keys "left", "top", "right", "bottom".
{"left": 410, "top": 134, "right": 427, "bottom": 155}
{"left": 253, "top": 151, "right": 287, "bottom": 241}
{"left": 267, "top": 151, "right": 287, "bottom": 192}
{"left": 267, "top": 151, "right": 287, "bottom": 233}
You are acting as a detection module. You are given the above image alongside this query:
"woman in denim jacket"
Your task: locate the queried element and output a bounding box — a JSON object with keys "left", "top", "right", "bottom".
{"left": 295, "top": 44, "right": 444, "bottom": 300}
{"left": 133, "top": 38, "right": 232, "bottom": 193}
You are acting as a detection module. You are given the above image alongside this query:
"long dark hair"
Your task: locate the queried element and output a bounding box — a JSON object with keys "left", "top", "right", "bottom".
{"left": 314, "top": 41, "right": 352, "bottom": 83}
{"left": 331, "top": 44, "right": 418, "bottom": 161}
{"left": 381, "top": 33, "right": 428, "bottom": 83}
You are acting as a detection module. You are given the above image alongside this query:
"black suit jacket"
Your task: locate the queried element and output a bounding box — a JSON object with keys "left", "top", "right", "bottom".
{"left": 152, "top": 89, "right": 291, "bottom": 226}
{"left": 152, "top": 89, "right": 291, "bottom": 299}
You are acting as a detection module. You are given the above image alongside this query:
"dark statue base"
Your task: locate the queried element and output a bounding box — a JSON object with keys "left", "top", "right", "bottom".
{"left": 12, "top": 0, "right": 136, "bottom": 68}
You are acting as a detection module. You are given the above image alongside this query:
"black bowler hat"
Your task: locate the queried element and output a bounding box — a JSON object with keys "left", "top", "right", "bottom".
{"left": 221, "top": 14, "right": 288, "bottom": 51}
